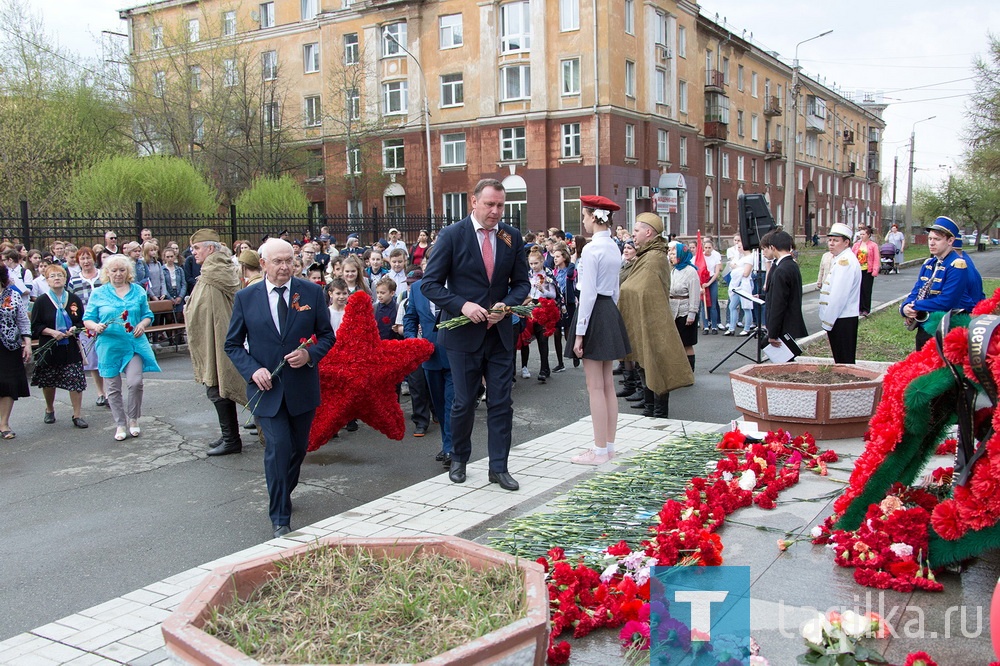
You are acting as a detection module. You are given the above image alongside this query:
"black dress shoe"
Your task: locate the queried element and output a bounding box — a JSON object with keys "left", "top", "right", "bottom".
{"left": 488, "top": 471, "right": 519, "bottom": 491}
{"left": 442, "top": 453, "right": 452, "bottom": 468}
{"left": 435, "top": 450, "right": 446, "bottom": 461}
{"left": 272, "top": 525, "right": 291, "bottom": 538}
{"left": 206, "top": 437, "right": 224, "bottom": 449}
{"left": 72, "top": 417, "right": 88, "bottom": 429}
{"left": 96, "top": 395, "right": 107, "bottom": 406}
{"left": 345, "top": 419, "right": 359, "bottom": 432}
{"left": 44, "top": 412, "right": 55, "bottom": 424}
{"left": 448, "top": 460, "right": 466, "bottom": 484}
{"left": 413, "top": 426, "right": 427, "bottom": 437}
{"left": 207, "top": 441, "right": 242, "bottom": 456}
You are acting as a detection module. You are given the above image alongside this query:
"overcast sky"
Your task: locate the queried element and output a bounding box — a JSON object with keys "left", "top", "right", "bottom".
{"left": 19, "top": 0, "right": 998, "bottom": 197}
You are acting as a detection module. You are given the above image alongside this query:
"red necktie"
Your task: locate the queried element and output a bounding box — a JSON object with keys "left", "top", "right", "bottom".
{"left": 480, "top": 229, "right": 494, "bottom": 281}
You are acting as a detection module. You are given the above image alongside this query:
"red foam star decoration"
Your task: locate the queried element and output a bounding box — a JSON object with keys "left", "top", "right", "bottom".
{"left": 307, "top": 291, "right": 434, "bottom": 451}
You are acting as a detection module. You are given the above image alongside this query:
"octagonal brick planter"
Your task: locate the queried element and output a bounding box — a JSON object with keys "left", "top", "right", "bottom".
{"left": 729, "top": 362, "right": 885, "bottom": 439}
{"left": 162, "top": 536, "right": 549, "bottom": 666}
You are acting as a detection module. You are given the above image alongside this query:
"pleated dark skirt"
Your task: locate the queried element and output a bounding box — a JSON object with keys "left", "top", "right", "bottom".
{"left": 565, "top": 295, "right": 631, "bottom": 361}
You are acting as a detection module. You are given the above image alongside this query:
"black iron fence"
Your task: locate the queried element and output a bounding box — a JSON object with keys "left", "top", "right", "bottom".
{"left": 1, "top": 201, "right": 521, "bottom": 251}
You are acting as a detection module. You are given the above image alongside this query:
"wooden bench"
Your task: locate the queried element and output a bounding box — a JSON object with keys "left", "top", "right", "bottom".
{"left": 146, "top": 299, "right": 186, "bottom": 351}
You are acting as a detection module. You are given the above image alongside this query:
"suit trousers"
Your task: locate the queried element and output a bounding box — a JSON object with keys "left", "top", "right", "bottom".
{"left": 258, "top": 398, "right": 315, "bottom": 527}
{"left": 447, "top": 327, "right": 515, "bottom": 472}
{"left": 827, "top": 317, "right": 859, "bottom": 365}
{"left": 424, "top": 367, "right": 454, "bottom": 455}
{"left": 407, "top": 366, "right": 431, "bottom": 429}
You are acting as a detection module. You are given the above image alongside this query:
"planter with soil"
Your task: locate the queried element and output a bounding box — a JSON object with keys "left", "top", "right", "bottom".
{"left": 729, "top": 362, "right": 886, "bottom": 439}
{"left": 162, "top": 535, "right": 549, "bottom": 666}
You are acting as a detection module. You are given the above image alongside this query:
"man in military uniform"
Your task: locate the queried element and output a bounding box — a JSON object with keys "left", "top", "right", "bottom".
{"left": 818, "top": 223, "right": 862, "bottom": 364}
{"left": 901, "top": 216, "right": 981, "bottom": 350}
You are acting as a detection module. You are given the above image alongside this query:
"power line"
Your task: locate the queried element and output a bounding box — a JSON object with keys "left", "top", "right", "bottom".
{"left": 882, "top": 77, "right": 975, "bottom": 94}
{"left": 0, "top": 23, "right": 107, "bottom": 81}
{"left": 889, "top": 92, "right": 974, "bottom": 104}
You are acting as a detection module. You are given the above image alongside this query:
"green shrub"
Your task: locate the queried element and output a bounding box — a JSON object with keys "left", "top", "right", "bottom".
{"left": 233, "top": 175, "right": 308, "bottom": 216}
{"left": 67, "top": 156, "right": 218, "bottom": 215}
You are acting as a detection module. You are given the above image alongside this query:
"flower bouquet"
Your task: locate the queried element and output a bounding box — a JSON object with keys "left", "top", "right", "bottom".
{"left": 32, "top": 325, "right": 85, "bottom": 364}
{"left": 244, "top": 335, "right": 319, "bottom": 420}
{"left": 799, "top": 610, "right": 889, "bottom": 665}
{"left": 436, "top": 303, "right": 537, "bottom": 330}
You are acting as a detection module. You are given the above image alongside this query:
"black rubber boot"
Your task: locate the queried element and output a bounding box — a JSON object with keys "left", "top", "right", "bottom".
{"left": 616, "top": 370, "right": 638, "bottom": 397}
{"left": 207, "top": 399, "right": 243, "bottom": 456}
{"left": 612, "top": 361, "right": 625, "bottom": 375}
{"left": 687, "top": 354, "right": 696, "bottom": 371}
{"left": 641, "top": 388, "right": 655, "bottom": 416}
{"left": 653, "top": 393, "right": 670, "bottom": 418}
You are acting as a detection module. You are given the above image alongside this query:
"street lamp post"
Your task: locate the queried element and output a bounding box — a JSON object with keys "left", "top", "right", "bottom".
{"left": 383, "top": 30, "right": 435, "bottom": 219}
{"left": 782, "top": 29, "right": 832, "bottom": 236}
{"left": 904, "top": 115, "right": 936, "bottom": 230}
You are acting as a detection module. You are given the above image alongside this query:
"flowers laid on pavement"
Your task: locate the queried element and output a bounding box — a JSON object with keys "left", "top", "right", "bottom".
{"left": 798, "top": 610, "right": 890, "bottom": 665}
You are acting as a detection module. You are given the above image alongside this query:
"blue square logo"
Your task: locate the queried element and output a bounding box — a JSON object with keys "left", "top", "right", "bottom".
{"left": 650, "top": 565, "right": 751, "bottom": 665}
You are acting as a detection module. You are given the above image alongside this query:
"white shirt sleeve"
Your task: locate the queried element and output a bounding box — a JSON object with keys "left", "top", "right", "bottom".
{"left": 575, "top": 250, "right": 597, "bottom": 336}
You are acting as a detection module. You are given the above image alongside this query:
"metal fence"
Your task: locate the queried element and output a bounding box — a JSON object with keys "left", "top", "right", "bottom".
{"left": 1, "top": 201, "right": 522, "bottom": 251}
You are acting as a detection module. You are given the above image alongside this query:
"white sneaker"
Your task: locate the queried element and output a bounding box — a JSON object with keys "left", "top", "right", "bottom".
{"left": 571, "top": 449, "right": 611, "bottom": 465}
{"left": 521, "top": 367, "right": 531, "bottom": 379}
{"left": 401, "top": 381, "right": 410, "bottom": 396}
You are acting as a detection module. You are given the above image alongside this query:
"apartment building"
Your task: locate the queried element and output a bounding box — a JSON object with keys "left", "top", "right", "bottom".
{"left": 120, "top": 0, "right": 885, "bottom": 240}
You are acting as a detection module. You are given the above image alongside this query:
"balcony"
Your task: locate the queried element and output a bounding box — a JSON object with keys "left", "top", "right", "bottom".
{"left": 843, "top": 129, "right": 855, "bottom": 145}
{"left": 805, "top": 112, "right": 825, "bottom": 133}
{"left": 704, "top": 120, "right": 728, "bottom": 143}
{"left": 763, "top": 95, "right": 782, "bottom": 116}
{"left": 705, "top": 69, "right": 726, "bottom": 91}
{"left": 764, "top": 139, "right": 782, "bottom": 159}
{"left": 868, "top": 140, "right": 878, "bottom": 153}
{"left": 868, "top": 169, "right": 880, "bottom": 182}
{"left": 847, "top": 162, "right": 856, "bottom": 175}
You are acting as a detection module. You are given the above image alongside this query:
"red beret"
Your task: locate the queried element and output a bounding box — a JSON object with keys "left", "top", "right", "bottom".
{"left": 579, "top": 195, "right": 620, "bottom": 212}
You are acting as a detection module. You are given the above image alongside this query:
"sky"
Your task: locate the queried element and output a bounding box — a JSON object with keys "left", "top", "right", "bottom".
{"left": 17, "top": 0, "right": 1000, "bottom": 198}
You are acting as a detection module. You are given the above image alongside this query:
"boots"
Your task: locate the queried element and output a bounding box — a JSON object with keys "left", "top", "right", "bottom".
{"left": 640, "top": 388, "right": 655, "bottom": 416}
{"left": 612, "top": 361, "right": 625, "bottom": 375}
{"left": 653, "top": 393, "right": 670, "bottom": 419}
{"left": 207, "top": 399, "right": 243, "bottom": 456}
{"left": 687, "top": 355, "right": 696, "bottom": 371}
{"left": 616, "top": 369, "right": 639, "bottom": 397}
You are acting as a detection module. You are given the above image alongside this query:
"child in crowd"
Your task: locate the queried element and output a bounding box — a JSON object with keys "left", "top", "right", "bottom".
{"left": 326, "top": 254, "right": 343, "bottom": 281}
{"left": 365, "top": 251, "right": 389, "bottom": 292}
{"left": 520, "top": 246, "right": 557, "bottom": 383}
{"left": 307, "top": 263, "right": 325, "bottom": 286}
{"left": 551, "top": 242, "right": 576, "bottom": 370}
{"left": 340, "top": 254, "right": 371, "bottom": 298}
{"left": 386, "top": 249, "right": 408, "bottom": 296}
{"left": 374, "top": 277, "right": 401, "bottom": 341}
{"left": 326, "top": 278, "right": 349, "bottom": 334}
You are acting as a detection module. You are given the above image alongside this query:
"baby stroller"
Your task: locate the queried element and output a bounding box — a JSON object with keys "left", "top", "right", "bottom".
{"left": 879, "top": 243, "right": 898, "bottom": 274}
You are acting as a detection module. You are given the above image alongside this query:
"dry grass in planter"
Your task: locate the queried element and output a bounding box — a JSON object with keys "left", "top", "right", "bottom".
{"left": 203, "top": 544, "right": 527, "bottom": 664}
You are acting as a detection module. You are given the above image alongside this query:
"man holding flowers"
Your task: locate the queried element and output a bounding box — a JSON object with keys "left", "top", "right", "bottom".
{"left": 225, "top": 239, "right": 335, "bottom": 539}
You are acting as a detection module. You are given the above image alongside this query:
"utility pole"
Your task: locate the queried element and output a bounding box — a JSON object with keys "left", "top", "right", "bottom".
{"left": 904, "top": 115, "right": 935, "bottom": 229}
{"left": 891, "top": 154, "right": 898, "bottom": 225}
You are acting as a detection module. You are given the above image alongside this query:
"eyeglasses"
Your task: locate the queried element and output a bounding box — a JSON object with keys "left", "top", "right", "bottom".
{"left": 108, "top": 236, "right": 117, "bottom": 240}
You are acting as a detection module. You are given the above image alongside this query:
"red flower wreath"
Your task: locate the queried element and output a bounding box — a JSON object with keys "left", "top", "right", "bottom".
{"left": 307, "top": 292, "right": 434, "bottom": 450}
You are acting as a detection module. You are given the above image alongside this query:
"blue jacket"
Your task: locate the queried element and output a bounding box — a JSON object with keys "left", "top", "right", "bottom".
{"left": 901, "top": 251, "right": 980, "bottom": 316}
{"left": 403, "top": 280, "right": 450, "bottom": 371}
{"left": 83, "top": 283, "right": 160, "bottom": 378}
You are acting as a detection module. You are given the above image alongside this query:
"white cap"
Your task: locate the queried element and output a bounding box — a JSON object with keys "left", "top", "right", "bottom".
{"left": 828, "top": 223, "right": 853, "bottom": 240}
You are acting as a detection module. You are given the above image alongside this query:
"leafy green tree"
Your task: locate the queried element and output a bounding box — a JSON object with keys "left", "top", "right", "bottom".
{"left": 67, "top": 156, "right": 218, "bottom": 215}
{"left": 968, "top": 34, "right": 1000, "bottom": 177}
{"left": 0, "top": 0, "right": 130, "bottom": 213}
{"left": 914, "top": 172, "right": 1000, "bottom": 248}
{"left": 234, "top": 175, "right": 308, "bottom": 215}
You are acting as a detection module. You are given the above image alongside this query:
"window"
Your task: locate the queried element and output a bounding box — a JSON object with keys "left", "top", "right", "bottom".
{"left": 301, "top": 0, "right": 318, "bottom": 20}
{"left": 705, "top": 148, "right": 714, "bottom": 176}
{"left": 500, "top": 65, "right": 531, "bottom": 101}
{"left": 720, "top": 151, "right": 729, "bottom": 178}
{"left": 261, "top": 51, "right": 278, "bottom": 80}
{"left": 442, "top": 132, "right": 466, "bottom": 166}
{"left": 505, "top": 189, "right": 527, "bottom": 228}
{"left": 193, "top": 114, "right": 204, "bottom": 142}
{"left": 678, "top": 25, "right": 686, "bottom": 57}
{"left": 560, "top": 0, "right": 579, "bottom": 31}
{"left": 678, "top": 81, "right": 688, "bottom": 113}
{"left": 562, "top": 123, "right": 581, "bottom": 158}
{"left": 655, "top": 11, "right": 668, "bottom": 45}
{"left": 223, "top": 11, "right": 236, "bottom": 36}
{"left": 751, "top": 72, "right": 758, "bottom": 98}
{"left": 385, "top": 195, "right": 405, "bottom": 220}
{"left": 307, "top": 149, "right": 324, "bottom": 179}
{"left": 737, "top": 155, "right": 745, "bottom": 181}
{"left": 655, "top": 68, "right": 667, "bottom": 104}
{"left": 737, "top": 64, "right": 744, "bottom": 91}
{"left": 304, "top": 96, "right": 322, "bottom": 127}
{"left": 346, "top": 88, "right": 360, "bottom": 120}
{"left": 382, "top": 22, "right": 407, "bottom": 57}
{"left": 259, "top": 2, "right": 274, "bottom": 28}
{"left": 382, "top": 80, "right": 407, "bottom": 115}
{"left": 657, "top": 129, "right": 669, "bottom": 162}
{"left": 440, "top": 73, "right": 464, "bottom": 107}
{"left": 624, "top": 0, "right": 634, "bottom": 34}
{"left": 443, "top": 193, "right": 467, "bottom": 221}
{"left": 722, "top": 57, "right": 730, "bottom": 84}
{"left": 751, "top": 158, "right": 758, "bottom": 183}
{"left": 679, "top": 136, "right": 688, "bottom": 166}
{"left": 561, "top": 58, "right": 580, "bottom": 95}
{"left": 500, "top": 1, "right": 531, "bottom": 53}
{"left": 806, "top": 134, "right": 818, "bottom": 158}
{"left": 439, "top": 14, "right": 463, "bottom": 48}
{"left": 189, "top": 65, "right": 201, "bottom": 91}
{"left": 383, "top": 138, "right": 404, "bottom": 170}
{"left": 500, "top": 127, "right": 526, "bottom": 161}
{"left": 151, "top": 26, "right": 163, "bottom": 49}
{"left": 303, "top": 43, "right": 320, "bottom": 73}
{"left": 625, "top": 124, "right": 635, "bottom": 158}
{"left": 347, "top": 146, "right": 361, "bottom": 174}
{"left": 153, "top": 70, "right": 165, "bottom": 97}
{"left": 223, "top": 59, "right": 238, "bottom": 86}
{"left": 737, "top": 110, "right": 744, "bottom": 137}
{"left": 188, "top": 19, "right": 199, "bottom": 42}
{"left": 344, "top": 33, "right": 358, "bottom": 65}
{"left": 751, "top": 114, "right": 758, "bottom": 142}
{"left": 561, "top": 187, "right": 581, "bottom": 234}
{"left": 262, "top": 102, "right": 280, "bottom": 130}
{"left": 764, "top": 161, "right": 770, "bottom": 184}
{"left": 625, "top": 60, "right": 636, "bottom": 97}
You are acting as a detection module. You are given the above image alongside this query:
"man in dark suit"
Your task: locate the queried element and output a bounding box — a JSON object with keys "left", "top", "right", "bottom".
{"left": 403, "top": 263, "right": 454, "bottom": 466}
{"left": 225, "top": 239, "right": 335, "bottom": 539}
{"left": 761, "top": 229, "right": 808, "bottom": 348}
{"left": 421, "top": 178, "right": 530, "bottom": 490}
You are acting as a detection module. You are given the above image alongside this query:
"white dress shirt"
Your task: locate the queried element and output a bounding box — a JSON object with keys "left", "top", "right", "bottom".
{"left": 576, "top": 230, "right": 621, "bottom": 336}
{"left": 264, "top": 277, "right": 291, "bottom": 332}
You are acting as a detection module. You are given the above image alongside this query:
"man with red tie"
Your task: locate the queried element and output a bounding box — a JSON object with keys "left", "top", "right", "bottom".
{"left": 422, "top": 179, "right": 530, "bottom": 490}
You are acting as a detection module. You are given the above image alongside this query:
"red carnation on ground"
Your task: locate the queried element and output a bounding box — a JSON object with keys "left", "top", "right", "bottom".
{"left": 903, "top": 651, "right": 938, "bottom": 666}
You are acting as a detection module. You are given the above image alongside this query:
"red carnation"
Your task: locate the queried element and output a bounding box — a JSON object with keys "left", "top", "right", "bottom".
{"left": 124, "top": 323, "right": 133, "bottom": 332}
{"left": 546, "top": 639, "right": 571, "bottom": 665}
{"left": 931, "top": 501, "right": 964, "bottom": 541}
{"left": 903, "top": 651, "right": 939, "bottom": 666}
{"left": 606, "top": 540, "right": 631, "bottom": 556}
{"left": 121, "top": 310, "right": 129, "bottom": 320}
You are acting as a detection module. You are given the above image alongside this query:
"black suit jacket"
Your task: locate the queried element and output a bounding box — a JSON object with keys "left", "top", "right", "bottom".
{"left": 421, "top": 217, "right": 530, "bottom": 352}
{"left": 765, "top": 254, "right": 808, "bottom": 340}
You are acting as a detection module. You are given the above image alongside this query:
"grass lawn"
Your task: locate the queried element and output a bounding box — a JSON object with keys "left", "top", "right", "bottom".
{"left": 803, "top": 277, "right": 1000, "bottom": 364}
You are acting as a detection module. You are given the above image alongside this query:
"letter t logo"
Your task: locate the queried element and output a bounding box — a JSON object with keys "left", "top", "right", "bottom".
{"left": 674, "top": 590, "right": 729, "bottom": 640}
